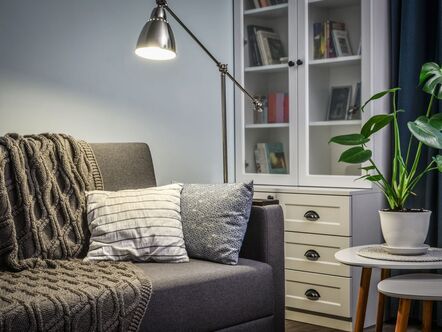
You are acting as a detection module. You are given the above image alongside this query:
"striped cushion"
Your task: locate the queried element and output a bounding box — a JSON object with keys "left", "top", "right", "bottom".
{"left": 85, "top": 184, "right": 189, "bottom": 263}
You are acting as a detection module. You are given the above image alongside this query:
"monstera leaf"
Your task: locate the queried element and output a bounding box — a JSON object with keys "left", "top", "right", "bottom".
{"left": 419, "top": 62, "right": 442, "bottom": 99}
{"left": 408, "top": 116, "right": 442, "bottom": 149}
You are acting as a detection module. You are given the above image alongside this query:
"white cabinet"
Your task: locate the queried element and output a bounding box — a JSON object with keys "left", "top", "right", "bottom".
{"left": 234, "top": 1, "right": 389, "bottom": 329}
{"left": 255, "top": 186, "right": 383, "bottom": 330}
{"left": 233, "top": 0, "right": 389, "bottom": 188}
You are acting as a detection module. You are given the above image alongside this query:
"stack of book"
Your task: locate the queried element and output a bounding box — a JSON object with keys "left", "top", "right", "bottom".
{"left": 313, "top": 20, "right": 352, "bottom": 59}
{"left": 254, "top": 93, "right": 288, "bottom": 124}
{"left": 249, "top": 0, "right": 287, "bottom": 9}
{"left": 254, "top": 142, "right": 287, "bottom": 174}
{"left": 247, "top": 25, "right": 286, "bottom": 66}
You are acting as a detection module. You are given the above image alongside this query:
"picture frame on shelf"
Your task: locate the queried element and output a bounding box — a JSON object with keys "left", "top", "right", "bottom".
{"left": 256, "top": 30, "right": 285, "bottom": 65}
{"left": 332, "top": 30, "right": 353, "bottom": 56}
{"left": 327, "top": 86, "right": 352, "bottom": 121}
{"left": 347, "top": 82, "right": 361, "bottom": 120}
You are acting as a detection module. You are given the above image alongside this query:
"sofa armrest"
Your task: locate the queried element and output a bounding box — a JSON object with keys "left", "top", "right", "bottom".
{"left": 240, "top": 204, "right": 284, "bottom": 332}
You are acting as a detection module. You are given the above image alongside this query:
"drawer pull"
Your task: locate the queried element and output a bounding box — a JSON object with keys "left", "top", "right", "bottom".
{"left": 304, "top": 210, "right": 320, "bottom": 221}
{"left": 267, "top": 195, "right": 274, "bottom": 200}
{"left": 304, "top": 249, "right": 320, "bottom": 261}
{"left": 305, "top": 289, "right": 321, "bottom": 301}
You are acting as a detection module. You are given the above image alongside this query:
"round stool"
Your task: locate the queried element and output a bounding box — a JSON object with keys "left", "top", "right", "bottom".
{"left": 378, "top": 273, "right": 442, "bottom": 332}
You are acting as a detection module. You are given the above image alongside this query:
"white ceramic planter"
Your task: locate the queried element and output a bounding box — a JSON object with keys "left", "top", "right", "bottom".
{"left": 379, "top": 210, "right": 431, "bottom": 248}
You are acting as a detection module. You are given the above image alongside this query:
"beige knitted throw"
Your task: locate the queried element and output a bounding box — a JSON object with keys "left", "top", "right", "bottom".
{"left": 0, "top": 134, "right": 152, "bottom": 331}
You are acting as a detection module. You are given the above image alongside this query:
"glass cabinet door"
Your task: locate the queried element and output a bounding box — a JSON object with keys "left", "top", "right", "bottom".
{"left": 235, "top": 0, "right": 297, "bottom": 185}
{"left": 299, "top": 0, "right": 369, "bottom": 188}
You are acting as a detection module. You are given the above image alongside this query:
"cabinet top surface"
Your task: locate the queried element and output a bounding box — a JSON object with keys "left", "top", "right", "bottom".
{"left": 254, "top": 185, "right": 377, "bottom": 196}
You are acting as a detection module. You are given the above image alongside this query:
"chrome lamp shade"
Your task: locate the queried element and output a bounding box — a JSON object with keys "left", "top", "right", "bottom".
{"left": 135, "top": 6, "right": 176, "bottom": 60}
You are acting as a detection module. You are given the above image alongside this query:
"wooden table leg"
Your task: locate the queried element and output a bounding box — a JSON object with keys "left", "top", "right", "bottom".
{"left": 375, "top": 268, "right": 391, "bottom": 332}
{"left": 422, "top": 300, "right": 433, "bottom": 332}
{"left": 395, "top": 298, "right": 411, "bottom": 332}
{"left": 355, "top": 267, "right": 372, "bottom": 332}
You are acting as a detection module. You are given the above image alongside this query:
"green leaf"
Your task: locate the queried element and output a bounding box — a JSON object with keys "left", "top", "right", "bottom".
{"left": 360, "top": 165, "right": 376, "bottom": 171}
{"left": 361, "top": 114, "right": 394, "bottom": 138}
{"left": 361, "top": 88, "right": 401, "bottom": 112}
{"left": 419, "top": 62, "right": 442, "bottom": 99}
{"left": 366, "top": 175, "right": 383, "bottom": 182}
{"left": 408, "top": 117, "right": 442, "bottom": 149}
{"left": 430, "top": 113, "right": 442, "bottom": 130}
{"left": 433, "top": 155, "right": 442, "bottom": 172}
{"left": 329, "top": 134, "right": 370, "bottom": 146}
{"left": 338, "top": 147, "right": 373, "bottom": 164}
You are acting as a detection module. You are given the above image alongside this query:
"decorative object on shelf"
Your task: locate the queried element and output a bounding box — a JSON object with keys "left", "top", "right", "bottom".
{"left": 253, "top": 96, "right": 268, "bottom": 124}
{"left": 256, "top": 30, "right": 285, "bottom": 65}
{"left": 327, "top": 86, "right": 352, "bottom": 121}
{"left": 347, "top": 82, "right": 361, "bottom": 120}
{"left": 332, "top": 29, "right": 353, "bottom": 57}
{"left": 313, "top": 20, "right": 347, "bottom": 59}
{"left": 135, "top": 0, "right": 263, "bottom": 183}
{"left": 254, "top": 142, "right": 287, "bottom": 174}
{"left": 330, "top": 62, "right": 442, "bottom": 252}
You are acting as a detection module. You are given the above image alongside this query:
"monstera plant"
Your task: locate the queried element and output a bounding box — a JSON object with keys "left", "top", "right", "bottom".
{"left": 330, "top": 62, "right": 442, "bottom": 253}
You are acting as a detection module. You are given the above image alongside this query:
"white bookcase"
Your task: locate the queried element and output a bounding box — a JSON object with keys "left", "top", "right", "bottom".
{"left": 234, "top": 0, "right": 389, "bottom": 188}
{"left": 234, "top": 0, "right": 390, "bottom": 330}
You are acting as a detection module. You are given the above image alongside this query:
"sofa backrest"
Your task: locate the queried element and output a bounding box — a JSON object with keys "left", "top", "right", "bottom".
{"left": 90, "top": 143, "right": 156, "bottom": 191}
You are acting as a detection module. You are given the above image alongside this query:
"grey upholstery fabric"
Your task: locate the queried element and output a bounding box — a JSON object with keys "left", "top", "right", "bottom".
{"left": 90, "top": 143, "right": 156, "bottom": 190}
{"left": 240, "top": 205, "right": 285, "bottom": 332}
{"left": 181, "top": 182, "right": 253, "bottom": 265}
{"left": 89, "top": 143, "right": 285, "bottom": 332}
{"left": 136, "top": 258, "right": 274, "bottom": 332}
{"left": 216, "top": 316, "right": 274, "bottom": 332}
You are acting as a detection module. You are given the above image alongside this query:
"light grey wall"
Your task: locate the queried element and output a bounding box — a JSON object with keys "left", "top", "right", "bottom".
{"left": 0, "top": 0, "right": 234, "bottom": 185}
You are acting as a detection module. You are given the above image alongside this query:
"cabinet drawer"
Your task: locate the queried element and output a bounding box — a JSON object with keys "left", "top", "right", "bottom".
{"left": 279, "top": 193, "right": 351, "bottom": 236}
{"left": 285, "top": 232, "right": 351, "bottom": 277}
{"left": 285, "top": 270, "right": 351, "bottom": 318}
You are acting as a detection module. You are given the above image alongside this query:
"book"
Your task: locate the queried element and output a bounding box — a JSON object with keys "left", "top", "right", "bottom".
{"left": 313, "top": 22, "right": 323, "bottom": 59}
{"left": 256, "top": 30, "right": 285, "bottom": 65}
{"left": 259, "top": 0, "right": 269, "bottom": 7}
{"left": 275, "top": 93, "right": 285, "bottom": 123}
{"left": 255, "top": 143, "right": 270, "bottom": 173}
{"left": 268, "top": 93, "right": 277, "bottom": 123}
{"left": 327, "top": 21, "right": 346, "bottom": 58}
{"left": 283, "top": 94, "right": 289, "bottom": 123}
{"left": 247, "top": 25, "right": 274, "bottom": 66}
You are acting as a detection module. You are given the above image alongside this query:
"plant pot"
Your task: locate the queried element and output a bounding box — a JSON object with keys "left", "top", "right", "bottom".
{"left": 379, "top": 210, "right": 431, "bottom": 248}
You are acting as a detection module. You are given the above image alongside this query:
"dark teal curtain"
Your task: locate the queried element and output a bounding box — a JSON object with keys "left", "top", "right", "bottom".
{"left": 390, "top": 0, "right": 442, "bottom": 325}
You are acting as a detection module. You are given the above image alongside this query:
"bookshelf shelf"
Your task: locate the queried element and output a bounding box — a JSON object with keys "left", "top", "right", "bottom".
{"left": 309, "top": 120, "right": 362, "bottom": 127}
{"left": 245, "top": 123, "right": 289, "bottom": 129}
{"left": 244, "top": 64, "right": 287, "bottom": 73}
{"left": 309, "top": 55, "right": 361, "bottom": 67}
{"left": 244, "top": 4, "right": 288, "bottom": 18}
{"left": 308, "top": 0, "right": 359, "bottom": 9}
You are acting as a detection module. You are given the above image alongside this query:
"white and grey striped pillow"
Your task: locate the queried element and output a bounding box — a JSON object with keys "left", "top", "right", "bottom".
{"left": 84, "top": 183, "right": 189, "bottom": 263}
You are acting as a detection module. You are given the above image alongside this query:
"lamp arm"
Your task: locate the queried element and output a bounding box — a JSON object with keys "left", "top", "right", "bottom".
{"left": 160, "top": 1, "right": 262, "bottom": 110}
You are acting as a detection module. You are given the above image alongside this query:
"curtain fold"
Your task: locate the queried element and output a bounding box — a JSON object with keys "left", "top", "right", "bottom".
{"left": 390, "top": 0, "right": 442, "bottom": 325}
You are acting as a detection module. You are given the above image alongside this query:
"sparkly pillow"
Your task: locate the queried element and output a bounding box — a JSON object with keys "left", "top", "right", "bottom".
{"left": 181, "top": 182, "right": 253, "bottom": 265}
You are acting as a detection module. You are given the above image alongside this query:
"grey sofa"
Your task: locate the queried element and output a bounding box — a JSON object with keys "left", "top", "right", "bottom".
{"left": 90, "top": 143, "right": 285, "bottom": 332}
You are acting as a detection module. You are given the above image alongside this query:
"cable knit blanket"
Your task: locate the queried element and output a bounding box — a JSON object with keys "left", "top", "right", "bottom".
{"left": 0, "top": 134, "right": 152, "bottom": 331}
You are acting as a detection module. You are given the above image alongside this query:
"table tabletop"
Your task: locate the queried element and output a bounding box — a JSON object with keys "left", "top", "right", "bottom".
{"left": 335, "top": 245, "right": 442, "bottom": 269}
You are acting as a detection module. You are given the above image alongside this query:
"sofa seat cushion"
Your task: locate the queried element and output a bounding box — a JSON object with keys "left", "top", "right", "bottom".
{"left": 136, "top": 258, "right": 274, "bottom": 332}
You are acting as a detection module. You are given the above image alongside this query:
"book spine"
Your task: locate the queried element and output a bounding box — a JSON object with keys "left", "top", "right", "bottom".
{"left": 276, "top": 93, "right": 284, "bottom": 123}
{"left": 283, "top": 94, "right": 289, "bottom": 123}
{"left": 247, "top": 26, "right": 259, "bottom": 67}
{"left": 320, "top": 22, "right": 326, "bottom": 59}
{"left": 256, "top": 143, "right": 269, "bottom": 173}
{"left": 313, "top": 22, "right": 322, "bottom": 59}
{"left": 253, "top": 0, "right": 261, "bottom": 8}
{"left": 268, "top": 93, "right": 277, "bottom": 123}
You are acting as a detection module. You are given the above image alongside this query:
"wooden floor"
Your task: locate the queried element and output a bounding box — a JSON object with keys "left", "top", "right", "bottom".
{"left": 285, "top": 320, "right": 442, "bottom": 331}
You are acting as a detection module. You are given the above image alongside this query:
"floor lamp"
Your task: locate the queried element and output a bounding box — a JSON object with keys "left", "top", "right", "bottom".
{"left": 135, "top": 0, "right": 262, "bottom": 183}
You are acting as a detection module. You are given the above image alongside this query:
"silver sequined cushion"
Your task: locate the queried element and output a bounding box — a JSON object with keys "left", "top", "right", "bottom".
{"left": 181, "top": 182, "right": 253, "bottom": 265}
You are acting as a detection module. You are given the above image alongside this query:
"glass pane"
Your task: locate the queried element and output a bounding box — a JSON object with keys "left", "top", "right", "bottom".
{"left": 307, "top": 0, "right": 362, "bottom": 176}
{"left": 242, "top": 0, "right": 290, "bottom": 175}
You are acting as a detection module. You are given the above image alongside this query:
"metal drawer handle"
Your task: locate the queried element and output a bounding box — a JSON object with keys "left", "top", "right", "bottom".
{"left": 304, "top": 210, "right": 320, "bottom": 221}
{"left": 305, "top": 289, "right": 321, "bottom": 301}
{"left": 304, "top": 249, "right": 320, "bottom": 261}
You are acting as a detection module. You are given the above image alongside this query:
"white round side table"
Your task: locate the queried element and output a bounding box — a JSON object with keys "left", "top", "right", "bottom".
{"left": 378, "top": 273, "right": 442, "bottom": 332}
{"left": 335, "top": 246, "right": 442, "bottom": 332}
